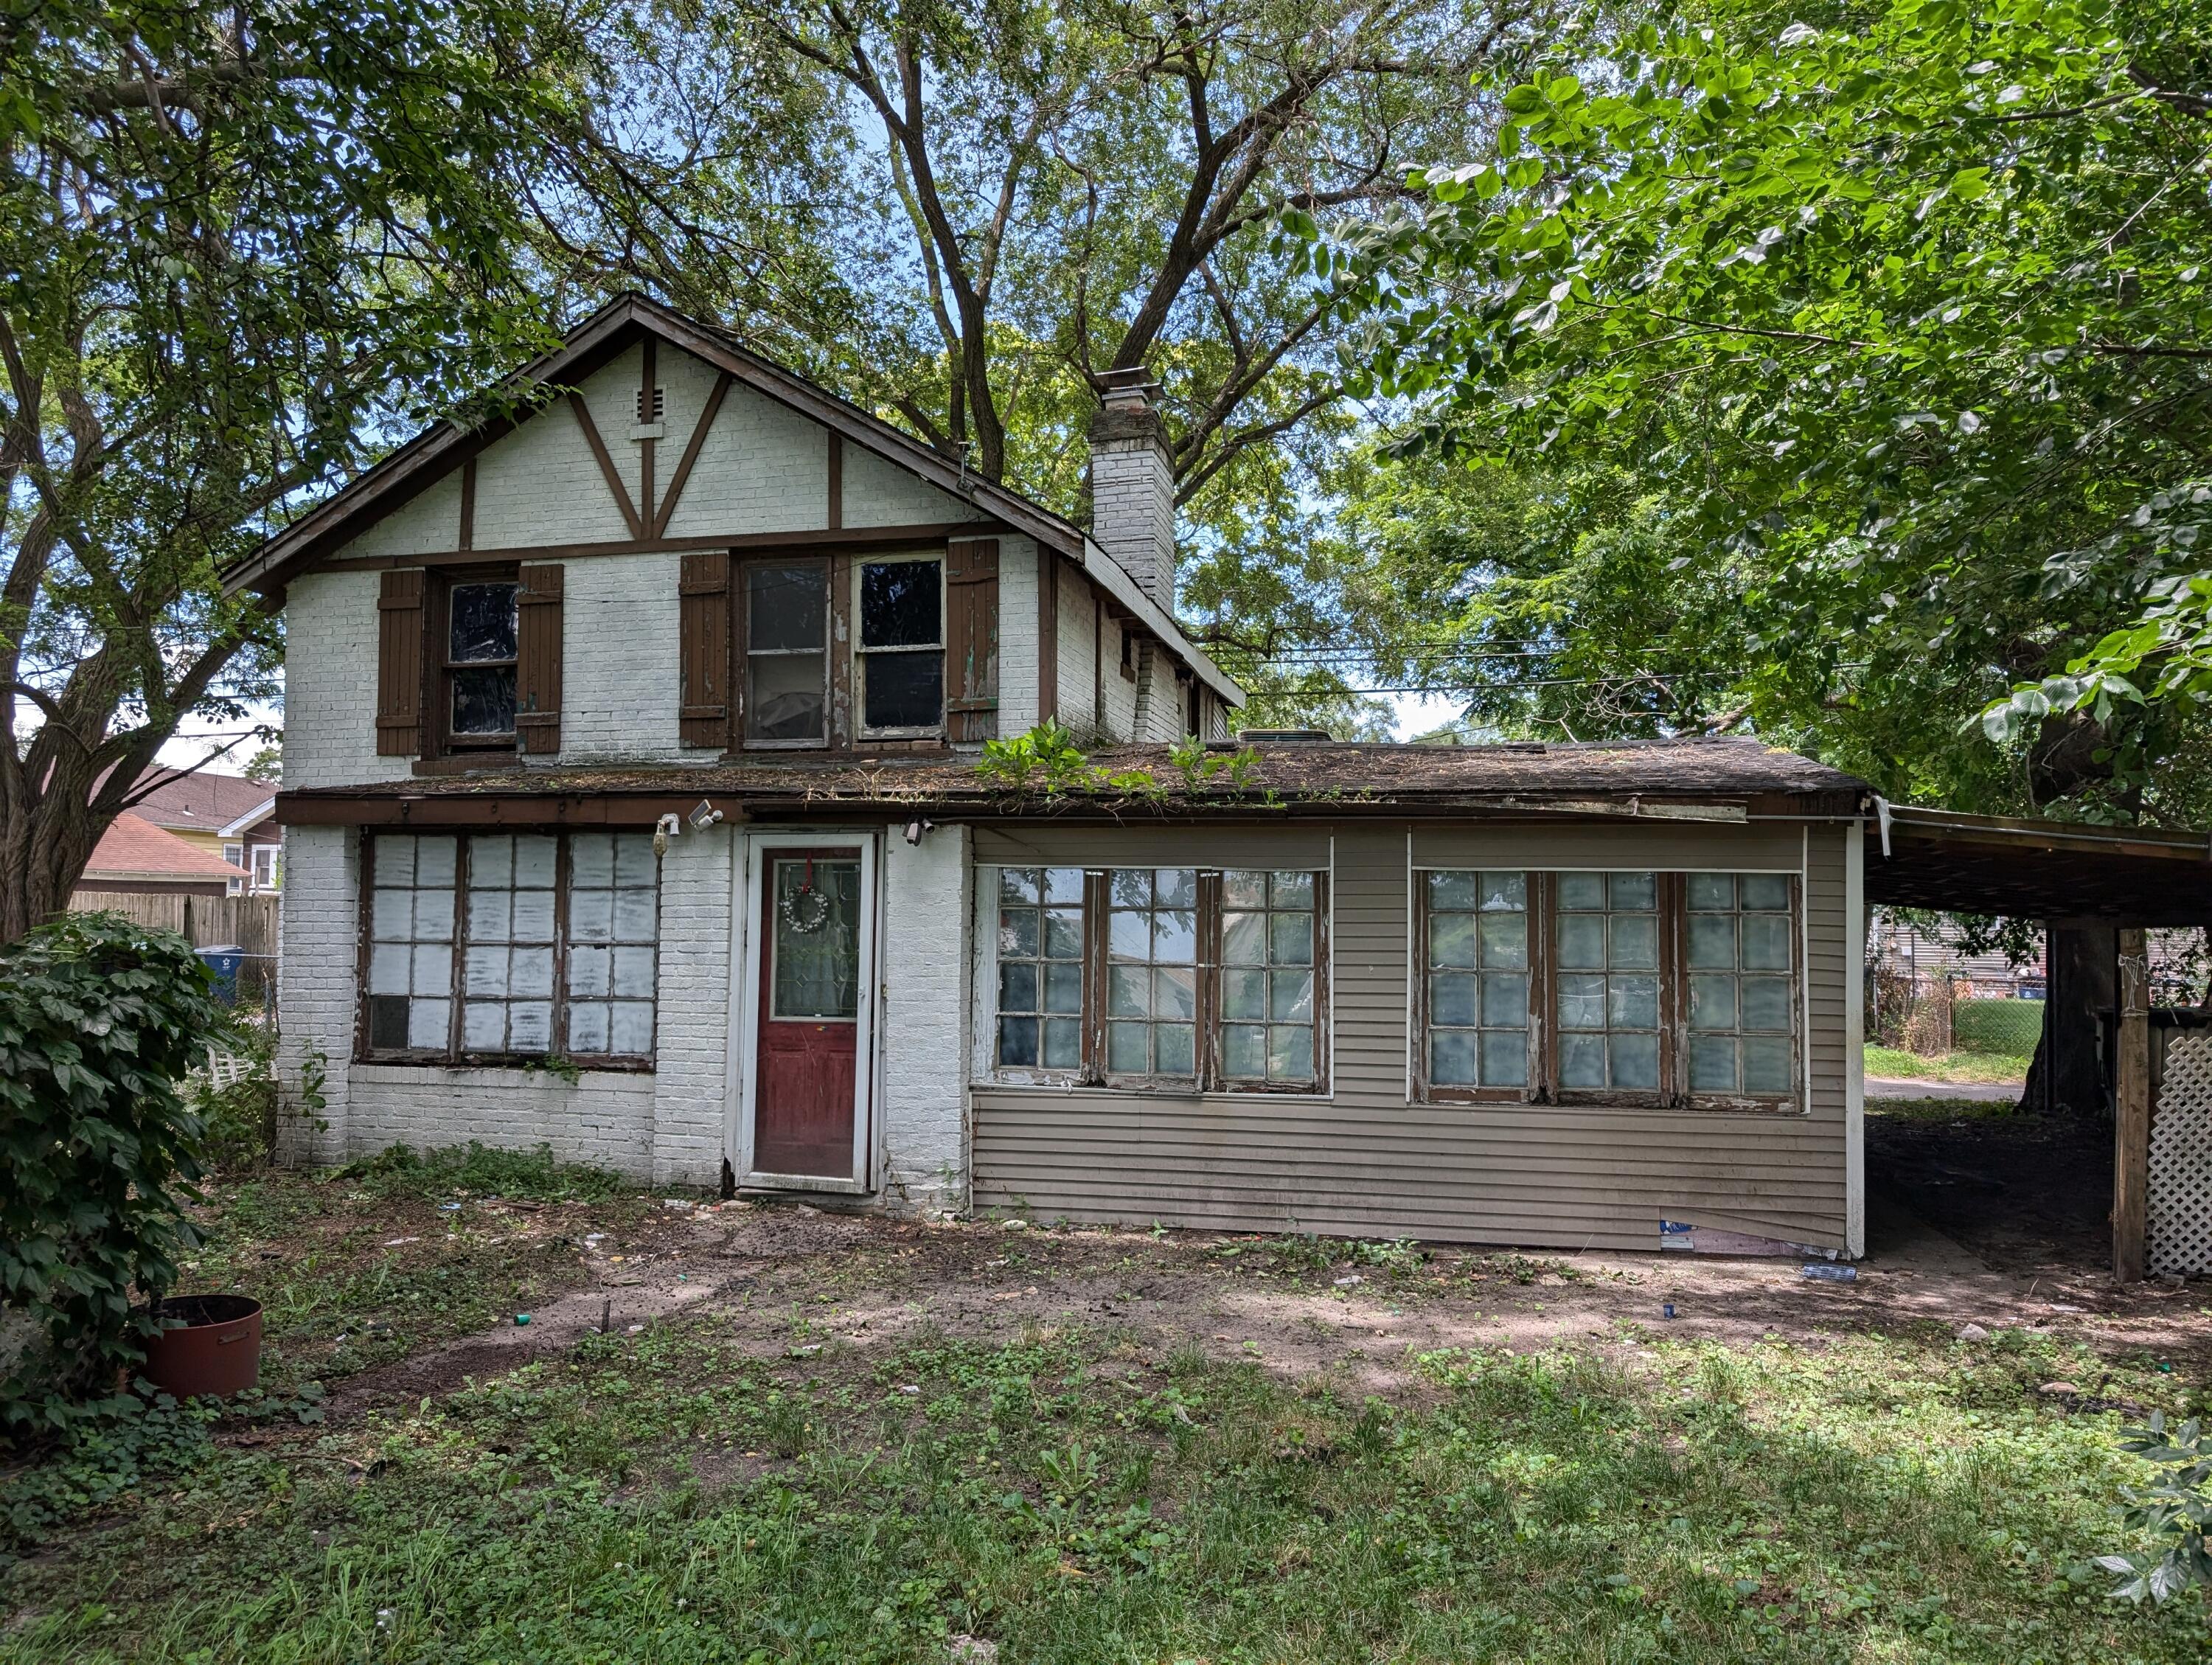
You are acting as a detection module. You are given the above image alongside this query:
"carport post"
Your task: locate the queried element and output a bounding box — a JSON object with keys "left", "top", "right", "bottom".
{"left": 2112, "top": 927, "right": 2151, "bottom": 1283}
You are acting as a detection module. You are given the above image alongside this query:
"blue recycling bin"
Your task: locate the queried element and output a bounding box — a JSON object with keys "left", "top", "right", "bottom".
{"left": 197, "top": 944, "right": 246, "bottom": 1006}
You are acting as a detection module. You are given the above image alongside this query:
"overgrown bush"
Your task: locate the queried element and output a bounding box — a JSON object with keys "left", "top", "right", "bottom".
{"left": 0, "top": 914, "right": 226, "bottom": 1442}
{"left": 2098, "top": 1412, "right": 2212, "bottom": 1606}
{"left": 184, "top": 1010, "right": 327, "bottom": 1169}
{"left": 337, "top": 1140, "right": 629, "bottom": 1204}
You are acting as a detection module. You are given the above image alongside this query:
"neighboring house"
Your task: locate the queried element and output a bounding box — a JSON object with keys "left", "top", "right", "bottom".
{"left": 125, "top": 768, "right": 281, "bottom": 892}
{"left": 1869, "top": 911, "right": 2045, "bottom": 998}
{"left": 77, "top": 811, "right": 251, "bottom": 898}
{"left": 227, "top": 294, "right": 1874, "bottom": 1258}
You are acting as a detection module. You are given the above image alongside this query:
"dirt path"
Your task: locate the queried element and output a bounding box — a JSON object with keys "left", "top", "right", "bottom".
{"left": 325, "top": 1194, "right": 2212, "bottom": 1421}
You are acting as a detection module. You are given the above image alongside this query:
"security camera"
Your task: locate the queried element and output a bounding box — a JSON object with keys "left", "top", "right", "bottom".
{"left": 689, "top": 799, "right": 724, "bottom": 831}
{"left": 902, "top": 818, "right": 936, "bottom": 846}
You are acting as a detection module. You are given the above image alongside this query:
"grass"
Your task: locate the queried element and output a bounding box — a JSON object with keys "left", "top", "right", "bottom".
{"left": 5, "top": 1153, "right": 2210, "bottom": 1660}
{"left": 5, "top": 1322, "right": 2208, "bottom": 1661}
{"left": 1865, "top": 1044, "right": 2031, "bottom": 1085}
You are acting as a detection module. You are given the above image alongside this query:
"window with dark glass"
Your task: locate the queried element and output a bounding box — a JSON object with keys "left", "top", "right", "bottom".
{"left": 987, "top": 864, "right": 1329, "bottom": 1091}
{"left": 362, "top": 830, "right": 659, "bottom": 1066}
{"left": 858, "top": 557, "right": 944, "bottom": 731}
{"left": 445, "top": 580, "right": 519, "bottom": 741}
{"left": 744, "top": 560, "right": 830, "bottom": 744}
{"left": 1415, "top": 868, "right": 1803, "bottom": 1108}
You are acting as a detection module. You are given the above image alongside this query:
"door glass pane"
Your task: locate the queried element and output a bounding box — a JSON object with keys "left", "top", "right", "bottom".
{"left": 771, "top": 858, "right": 861, "bottom": 1020}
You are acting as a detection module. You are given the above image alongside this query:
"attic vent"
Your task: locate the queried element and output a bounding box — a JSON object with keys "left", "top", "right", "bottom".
{"left": 637, "top": 386, "right": 665, "bottom": 423}
{"left": 1238, "top": 727, "right": 1332, "bottom": 743}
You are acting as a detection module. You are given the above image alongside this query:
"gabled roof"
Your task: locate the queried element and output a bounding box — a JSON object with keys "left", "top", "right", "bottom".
{"left": 220, "top": 293, "right": 1241, "bottom": 706}
{"left": 123, "top": 767, "right": 274, "bottom": 833}
{"left": 82, "top": 813, "right": 249, "bottom": 884}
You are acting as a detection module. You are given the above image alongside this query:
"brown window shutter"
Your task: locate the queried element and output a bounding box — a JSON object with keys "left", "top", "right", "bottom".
{"left": 375, "top": 569, "right": 425, "bottom": 756}
{"left": 678, "top": 550, "right": 731, "bottom": 748}
{"left": 515, "top": 563, "right": 564, "bottom": 755}
{"left": 944, "top": 538, "right": 1001, "bottom": 742}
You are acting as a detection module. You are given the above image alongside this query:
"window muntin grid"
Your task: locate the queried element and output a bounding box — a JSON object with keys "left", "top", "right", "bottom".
{"left": 1220, "top": 869, "right": 1319, "bottom": 1085}
{"left": 366, "top": 834, "right": 457, "bottom": 1052}
{"left": 1105, "top": 867, "right": 1200, "bottom": 1080}
{"left": 1424, "top": 870, "right": 1529, "bottom": 1091}
{"left": 460, "top": 833, "right": 558, "bottom": 1054}
{"left": 994, "top": 867, "right": 1085, "bottom": 1071}
{"left": 1555, "top": 870, "right": 1662, "bottom": 1091}
{"left": 1685, "top": 872, "right": 1797, "bottom": 1096}
{"left": 564, "top": 832, "right": 661, "bottom": 1057}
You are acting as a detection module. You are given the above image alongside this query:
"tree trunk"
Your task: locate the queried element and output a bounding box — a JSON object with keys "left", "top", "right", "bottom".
{"left": 2022, "top": 922, "right": 2117, "bottom": 1118}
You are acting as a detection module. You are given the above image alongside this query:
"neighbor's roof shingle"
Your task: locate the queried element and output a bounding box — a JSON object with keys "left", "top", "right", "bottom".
{"left": 83, "top": 813, "right": 250, "bottom": 882}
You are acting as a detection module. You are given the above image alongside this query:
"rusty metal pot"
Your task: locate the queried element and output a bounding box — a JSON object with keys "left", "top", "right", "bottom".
{"left": 143, "top": 1293, "right": 262, "bottom": 1398}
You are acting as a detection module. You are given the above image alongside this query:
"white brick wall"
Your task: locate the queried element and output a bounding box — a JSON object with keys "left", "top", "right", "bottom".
{"left": 282, "top": 569, "right": 413, "bottom": 790}
{"left": 473, "top": 365, "right": 636, "bottom": 549}
{"left": 877, "top": 824, "right": 971, "bottom": 1212}
{"left": 658, "top": 358, "right": 831, "bottom": 540}
{"left": 1090, "top": 434, "right": 1177, "bottom": 611}
{"left": 343, "top": 470, "right": 462, "bottom": 561}
{"left": 556, "top": 551, "right": 685, "bottom": 761}
{"left": 275, "top": 823, "right": 358, "bottom": 1164}
{"left": 1056, "top": 572, "right": 1102, "bottom": 738}
{"left": 997, "top": 538, "right": 1038, "bottom": 735}
{"left": 843, "top": 440, "right": 968, "bottom": 528}
{"left": 649, "top": 824, "right": 734, "bottom": 1186}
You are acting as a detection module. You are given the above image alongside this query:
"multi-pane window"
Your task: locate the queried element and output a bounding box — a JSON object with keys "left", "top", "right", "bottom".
{"left": 1220, "top": 869, "right": 1318, "bottom": 1086}
{"left": 1107, "top": 868, "right": 1200, "bottom": 1079}
{"left": 744, "top": 560, "right": 829, "bottom": 744}
{"left": 858, "top": 557, "right": 943, "bottom": 731}
{"left": 445, "top": 580, "right": 519, "bottom": 740}
{"left": 565, "top": 833, "right": 661, "bottom": 1055}
{"left": 1423, "top": 871, "right": 1528, "bottom": 1094}
{"left": 1685, "top": 873, "right": 1797, "bottom": 1096}
{"left": 362, "top": 830, "right": 660, "bottom": 1066}
{"left": 987, "top": 865, "right": 1330, "bottom": 1092}
{"left": 994, "top": 868, "right": 1084, "bottom": 1071}
{"left": 1556, "top": 871, "right": 1662, "bottom": 1091}
{"left": 1416, "top": 869, "right": 1803, "bottom": 1109}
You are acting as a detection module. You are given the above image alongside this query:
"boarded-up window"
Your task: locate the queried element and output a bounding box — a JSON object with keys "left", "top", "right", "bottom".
{"left": 375, "top": 569, "right": 426, "bottom": 756}
{"left": 678, "top": 551, "right": 731, "bottom": 748}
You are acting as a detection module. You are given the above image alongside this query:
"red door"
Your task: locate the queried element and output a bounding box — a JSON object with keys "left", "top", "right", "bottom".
{"left": 754, "top": 849, "right": 863, "bottom": 1178}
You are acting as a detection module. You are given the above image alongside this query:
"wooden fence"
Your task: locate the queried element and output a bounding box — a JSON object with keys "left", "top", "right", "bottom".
{"left": 69, "top": 891, "right": 281, "bottom": 1001}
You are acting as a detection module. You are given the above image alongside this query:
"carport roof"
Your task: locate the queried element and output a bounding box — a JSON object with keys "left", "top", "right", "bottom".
{"left": 1866, "top": 804, "right": 2212, "bottom": 926}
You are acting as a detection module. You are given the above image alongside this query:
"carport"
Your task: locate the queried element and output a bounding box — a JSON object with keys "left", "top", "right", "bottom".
{"left": 1865, "top": 804, "right": 2212, "bottom": 1281}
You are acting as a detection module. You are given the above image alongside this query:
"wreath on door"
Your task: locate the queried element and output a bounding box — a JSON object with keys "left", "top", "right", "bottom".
{"left": 779, "top": 859, "right": 832, "bottom": 934}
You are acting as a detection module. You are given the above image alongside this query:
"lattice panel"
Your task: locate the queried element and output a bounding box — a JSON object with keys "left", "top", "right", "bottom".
{"left": 2149, "top": 1029, "right": 2212, "bottom": 1276}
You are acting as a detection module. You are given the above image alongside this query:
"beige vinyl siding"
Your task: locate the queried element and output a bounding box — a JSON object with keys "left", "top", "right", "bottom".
{"left": 970, "top": 818, "right": 1855, "bottom": 1253}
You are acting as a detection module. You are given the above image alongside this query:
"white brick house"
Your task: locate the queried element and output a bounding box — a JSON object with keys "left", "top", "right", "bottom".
{"left": 234, "top": 294, "right": 1877, "bottom": 1258}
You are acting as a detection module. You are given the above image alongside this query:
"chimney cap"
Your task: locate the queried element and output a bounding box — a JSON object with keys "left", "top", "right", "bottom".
{"left": 1096, "top": 366, "right": 1161, "bottom": 405}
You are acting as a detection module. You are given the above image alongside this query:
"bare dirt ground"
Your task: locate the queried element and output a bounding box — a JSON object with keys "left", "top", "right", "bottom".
{"left": 323, "top": 1111, "right": 2212, "bottom": 1427}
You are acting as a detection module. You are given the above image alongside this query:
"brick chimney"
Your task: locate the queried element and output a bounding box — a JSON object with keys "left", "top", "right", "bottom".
{"left": 1088, "top": 367, "right": 1176, "bottom": 611}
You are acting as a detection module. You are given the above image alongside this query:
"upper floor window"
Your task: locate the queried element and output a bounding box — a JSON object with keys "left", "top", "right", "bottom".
{"left": 744, "top": 560, "right": 830, "bottom": 745}
{"left": 363, "top": 830, "right": 659, "bottom": 1068}
{"left": 858, "top": 557, "right": 943, "bottom": 732}
{"left": 444, "top": 579, "right": 519, "bottom": 745}
{"left": 1416, "top": 868, "right": 1801, "bottom": 1109}
{"left": 989, "top": 864, "right": 1329, "bottom": 1093}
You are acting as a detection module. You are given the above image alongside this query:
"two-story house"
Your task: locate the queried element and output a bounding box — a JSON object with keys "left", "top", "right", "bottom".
{"left": 230, "top": 295, "right": 1874, "bottom": 1257}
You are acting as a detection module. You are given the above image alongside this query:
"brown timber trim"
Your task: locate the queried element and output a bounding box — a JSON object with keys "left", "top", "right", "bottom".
{"left": 827, "top": 431, "right": 843, "bottom": 529}
{"left": 639, "top": 336, "right": 658, "bottom": 529}
{"left": 1037, "top": 549, "right": 1059, "bottom": 724}
{"left": 324, "top": 521, "right": 1009, "bottom": 571}
{"left": 653, "top": 371, "right": 731, "bottom": 538}
{"left": 567, "top": 391, "right": 645, "bottom": 539}
{"left": 2114, "top": 925, "right": 2152, "bottom": 1282}
{"left": 459, "top": 459, "right": 476, "bottom": 551}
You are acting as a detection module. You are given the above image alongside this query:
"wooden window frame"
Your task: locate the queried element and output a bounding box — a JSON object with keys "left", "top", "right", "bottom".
{"left": 426, "top": 565, "right": 522, "bottom": 761}
{"left": 734, "top": 553, "right": 834, "bottom": 751}
{"left": 987, "top": 863, "right": 1332, "bottom": 1096}
{"left": 854, "top": 550, "right": 948, "bottom": 742}
{"left": 355, "top": 828, "right": 659, "bottom": 1073}
{"left": 1413, "top": 869, "right": 1804, "bottom": 1112}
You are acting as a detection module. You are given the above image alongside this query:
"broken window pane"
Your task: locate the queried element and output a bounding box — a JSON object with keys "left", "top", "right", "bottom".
{"left": 860, "top": 560, "right": 940, "bottom": 647}
{"left": 748, "top": 652, "right": 827, "bottom": 742}
{"left": 451, "top": 667, "right": 515, "bottom": 736}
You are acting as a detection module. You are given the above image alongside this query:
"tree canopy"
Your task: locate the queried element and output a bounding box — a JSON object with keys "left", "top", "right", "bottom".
{"left": 1322, "top": 0, "right": 2212, "bottom": 816}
